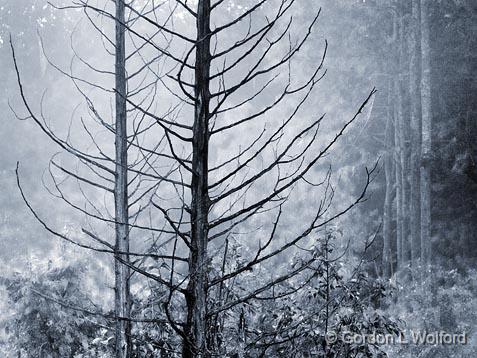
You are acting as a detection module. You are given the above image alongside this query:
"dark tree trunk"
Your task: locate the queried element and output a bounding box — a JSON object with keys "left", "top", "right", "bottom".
{"left": 184, "top": 0, "right": 212, "bottom": 357}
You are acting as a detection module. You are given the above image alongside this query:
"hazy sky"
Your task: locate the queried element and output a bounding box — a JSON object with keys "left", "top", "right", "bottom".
{"left": 0, "top": 0, "right": 383, "bottom": 267}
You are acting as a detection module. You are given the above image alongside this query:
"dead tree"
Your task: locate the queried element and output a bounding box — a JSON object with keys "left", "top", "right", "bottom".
{"left": 12, "top": 1, "right": 379, "bottom": 356}
{"left": 114, "top": 0, "right": 131, "bottom": 356}
{"left": 123, "top": 1, "right": 378, "bottom": 356}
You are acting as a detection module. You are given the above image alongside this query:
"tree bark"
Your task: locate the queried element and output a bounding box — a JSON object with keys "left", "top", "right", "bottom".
{"left": 397, "top": 10, "right": 411, "bottom": 273}
{"left": 114, "top": 0, "right": 131, "bottom": 356}
{"left": 399, "top": 94, "right": 411, "bottom": 270}
{"left": 393, "top": 79, "right": 403, "bottom": 272}
{"left": 383, "top": 80, "right": 394, "bottom": 278}
{"left": 409, "top": 0, "right": 422, "bottom": 272}
{"left": 184, "top": 1, "right": 211, "bottom": 357}
{"left": 419, "top": 0, "right": 432, "bottom": 268}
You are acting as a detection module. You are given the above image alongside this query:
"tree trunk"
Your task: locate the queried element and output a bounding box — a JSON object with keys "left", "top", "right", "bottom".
{"left": 419, "top": 0, "right": 432, "bottom": 268}
{"left": 397, "top": 10, "right": 411, "bottom": 273}
{"left": 184, "top": 1, "right": 211, "bottom": 357}
{"left": 114, "top": 0, "right": 131, "bottom": 356}
{"left": 393, "top": 79, "right": 403, "bottom": 273}
{"left": 383, "top": 81, "right": 394, "bottom": 279}
{"left": 409, "top": 0, "right": 422, "bottom": 273}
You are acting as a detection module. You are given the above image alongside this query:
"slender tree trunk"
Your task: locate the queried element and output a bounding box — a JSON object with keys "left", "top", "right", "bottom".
{"left": 409, "top": 0, "right": 422, "bottom": 273}
{"left": 399, "top": 106, "right": 411, "bottom": 269}
{"left": 398, "top": 11, "right": 411, "bottom": 272}
{"left": 383, "top": 81, "right": 394, "bottom": 278}
{"left": 114, "top": 0, "right": 131, "bottom": 356}
{"left": 393, "top": 79, "right": 403, "bottom": 272}
{"left": 419, "top": 0, "right": 432, "bottom": 268}
{"left": 184, "top": 1, "right": 211, "bottom": 356}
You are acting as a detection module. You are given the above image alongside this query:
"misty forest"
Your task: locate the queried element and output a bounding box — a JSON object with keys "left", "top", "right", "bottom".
{"left": 0, "top": 0, "right": 475, "bottom": 357}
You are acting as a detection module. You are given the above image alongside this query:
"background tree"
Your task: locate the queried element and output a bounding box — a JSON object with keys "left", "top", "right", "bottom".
{"left": 419, "top": 0, "right": 432, "bottom": 269}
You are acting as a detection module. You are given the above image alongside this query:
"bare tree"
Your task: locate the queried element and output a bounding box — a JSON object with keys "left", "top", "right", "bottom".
{"left": 114, "top": 0, "right": 131, "bottom": 355}
{"left": 11, "top": 1, "right": 378, "bottom": 356}
{"left": 10, "top": 0, "right": 175, "bottom": 354}
{"left": 119, "top": 1, "right": 378, "bottom": 356}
